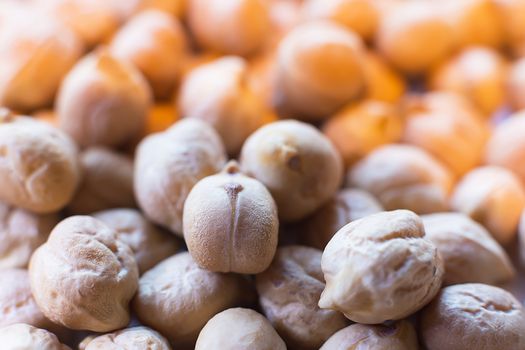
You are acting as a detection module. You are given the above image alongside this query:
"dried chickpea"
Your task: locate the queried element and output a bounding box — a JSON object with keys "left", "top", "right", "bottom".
{"left": 134, "top": 118, "right": 226, "bottom": 236}
{"left": 361, "top": 51, "right": 406, "bottom": 103}
{"left": 110, "top": 10, "right": 186, "bottom": 100}
{"left": 272, "top": 21, "right": 365, "bottom": 120}
{"left": 401, "top": 91, "right": 485, "bottom": 121}
{"left": 187, "top": 0, "right": 270, "bottom": 56}
{"left": 133, "top": 252, "right": 252, "bottom": 348}
{"left": 347, "top": 144, "right": 454, "bottom": 214}
{"left": 81, "top": 327, "right": 171, "bottom": 350}
{"left": 376, "top": 1, "right": 453, "bottom": 75}
{"left": 240, "top": 120, "right": 343, "bottom": 222}
{"left": 0, "top": 113, "right": 80, "bottom": 214}
{"left": 93, "top": 208, "right": 180, "bottom": 274}
{"left": 195, "top": 308, "right": 286, "bottom": 350}
{"left": 320, "top": 321, "right": 418, "bottom": 350}
{"left": 29, "top": 216, "right": 139, "bottom": 332}
{"left": 116, "top": 0, "right": 186, "bottom": 20}
{"left": 520, "top": 211, "right": 525, "bottom": 263}
{"left": 143, "top": 104, "right": 179, "bottom": 136}
{"left": 0, "top": 323, "right": 70, "bottom": 350}
{"left": 178, "top": 56, "right": 269, "bottom": 156}
{"left": 300, "top": 189, "right": 383, "bottom": 250}
{"left": 319, "top": 210, "right": 444, "bottom": 324}
{"left": 421, "top": 283, "right": 525, "bottom": 350}
{"left": 507, "top": 57, "right": 525, "bottom": 111}
{"left": 0, "top": 202, "right": 58, "bottom": 269}
{"left": 57, "top": 50, "right": 152, "bottom": 148}
{"left": 422, "top": 213, "right": 515, "bottom": 285}
{"left": 322, "top": 99, "right": 404, "bottom": 167}
{"left": 429, "top": 47, "right": 508, "bottom": 116}
{"left": 67, "top": 147, "right": 135, "bottom": 215}
{"left": 495, "top": 0, "right": 525, "bottom": 56}
{"left": 301, "top": 0, "right": 379, "bottom": 41}
{"left": 450, "top": 166, "right": 525, "bottom": 245}
{"left": 183, "top": 162, "right": 278, "bottom": 274}
{"left": 256, "top": 246, "right": 348, "bottom": 349}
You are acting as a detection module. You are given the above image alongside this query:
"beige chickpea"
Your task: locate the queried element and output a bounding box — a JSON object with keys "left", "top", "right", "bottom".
{"left": 183, "top": 162, "right": 278, "bottom": 274}
{"left": 319, "top": 210, "right": 444, "bottom": 324}
{"left": 451, "top": 166, "right": 525, "bottom": 245}
{"left": 348, "top": 144, "right": 454, "bottom": 214}
{"left": 323, "top": 99, "right": 404, "bottom": 167}
{"left": 68, "top": 147, "right": 135, "bottom": 215}
{"left": 507, "top": 57, "right": 525, "bottom": 111}
{"left": 240, "top": 120, "right": 343, "bottom": 222}
{"left": 118, "top": 0, "right": 186, "bottom": 19}
{"left": 0, "top": 323, "right": 70, "bottom": 350}
{"left": 256, "top": 246, "right": 348, "bottom": 349}
{"left": 188, "top": 0, "right": 270, "bottom": 56}
{"left": 421, "top": 283, "right": 525, "bottom": 350}
{"left": 110, "top": 10, "right": 186, "bottom": 100}
{"left": 300, "top": 189, "right": 383, "bottom": 250}
{"left": 376, "top": 1, "right": 453, "bottom": 75}
{"left": 0, "top": 202, "right": 59, "bottom": 269}
{"left": 81, "top": 327, "right": 171, "bottom": 350}
{"left": 195, "top": 308, "right": 286, "bottom": 350}
{"left": 0, "top": 113, "right": 80, "bottom": 214}
{"left": 29, "top": 216, "right": 139, "bottom": 332}
{"left": 134, "top": 118, "right": 226, "bottom": 236}
{"left": 179, "top": 56, "right": 270, "bottom": 156}
{"left": 301, "top": 0, "right": 379, "bottom": 41}
{"left": 272, "top": 21, "right": 365, "bottom": 121}
{"left": 57, "top": 50, "right": 152, "bottom": 148}
{"left": 0, "top": 11, "right": 82, "bottom": 112}
{"left": 422, "top": 213, "right": 515, "bottom": 285}
{"left": 429, "top": 47, "right": 508, "bottom": 116}
{"left": 320, "top": 321, "right": 418, "bottom": 350}
{"left": 93, "top": 208, "right": 179, "bottom": 274}
{"left": 362, "top": 51, "right": 406, "bottom": 103}
{"left": 495, "top": 0, "right": 525, "bottom": 56}
{"left": 133, "top": 252, "right": 252, "bottom": 348}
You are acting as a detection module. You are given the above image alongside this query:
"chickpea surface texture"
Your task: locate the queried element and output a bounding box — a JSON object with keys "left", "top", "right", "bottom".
{"left": 0, "top": 323, "right": 70, "bottom": 350}
{"left": 81, "top": 327, "right": 171, "bottom": 350}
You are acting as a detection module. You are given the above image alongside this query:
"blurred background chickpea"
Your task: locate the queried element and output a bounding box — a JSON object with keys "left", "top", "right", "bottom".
{"left": 361, "top": 51, "right": 406, "bottom": 103}
{"left": 507, "top": 57, "right": 525, "bottom": 111}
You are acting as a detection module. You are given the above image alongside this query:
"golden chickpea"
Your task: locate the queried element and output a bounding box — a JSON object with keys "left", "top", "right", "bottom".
{"left": 362, "top": 51, "right": 406, "bottom": 103}
{"left": 507, "top": 57, "right": 525, "bottom": 111}
{"left": 117, "top": 0, "right": 186, "bottom": 19}
{"left": 272, "top": 21, "right": 365, "bottom": 121}
{"left": 495, "top": 0, "right": 525, "bottom": 56}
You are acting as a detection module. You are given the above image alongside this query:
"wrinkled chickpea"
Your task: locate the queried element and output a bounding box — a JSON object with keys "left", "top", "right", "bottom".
{"left": 422, "top": 213, "right": 514, "bottom": 285}
{"left": 0, "top": 323, "right": 70, "bottom": 350}
{"left": 319, "top": 210, "right": 444, "bottom": 324}
{"left": 195, "top": 308, "right": 286, "bottom": 350}
{"left": 80, "top": 327, "right": 171, "bottom": 350}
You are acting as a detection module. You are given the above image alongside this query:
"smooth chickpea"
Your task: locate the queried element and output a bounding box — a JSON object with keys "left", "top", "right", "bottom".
{"left": 300, "top": 189, "right": 383, "bottom": 250}
{"left": 421, "top": 284, "right": 525, "bottom": 350}
{"left": 116, "top": 0, "right": 186, "bottom": 21}
{"left": 57, "top": 50, "right": 152, "bottom": 148}
{"left": 240, "top": 120, "right": 343, "bottom": 222}
{"left": 422, "top": 213, "right": 515, "bottom": 285}
{"left": 67, "top": 147, "right": 135, "bottom": 215}
{"left": 256, "top": 246, "right": 348, "bottom": 349}
{"left": 451, "top": 166, "right": 525, "bottom": 245}
{"left": 507, "top": 57, "right": 525, "bottom": 111}
{"left": 81, "top": 327, "right": 171, "bottom": 350}
{"left": 134, "top": 118, "right": 226, "bottom": 236}
{"left": 29, "top": 216, "right": 139, "bottom": 332}
{"left": 133, "top": 252, "right": 253, "bottom": 348}
{"left": 0, "top": 323, "right": 70, "bottom": 350}
{"left": 495, "top": 0, "right": 525, "bottom": 56}
{"left": 319, "top": 210, "right": 444, "bottom": 324}
{"left": 195, "top": 308, "right": 286, "bottom": 350}
{"left": 272, "top": 21, "right": 365, "bottom": 121}
{"left": 111, "top": 10, "right": 186, "bottom": 100}
{"left": 362, "top": 51, "right": 406, "bottom": 103}
{"left": 347, "top": 144, "right": 454, "bottom": 214}
{"left": 322, "top": 99, "right": 404, "bottom": 167}
{"left": 183, "top": 162, "right": 278, "bottom": 274}
{"left": 0, "top": 113, "right": 80, "bottom": 214}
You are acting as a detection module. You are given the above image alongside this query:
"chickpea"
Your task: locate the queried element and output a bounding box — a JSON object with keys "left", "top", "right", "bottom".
{"left": 57, "top": 50, "right": 152, "bottom": 148}
{"left": 110, "top": 10, "right": 186, "bottom": 100}
{"left": 117, "top": 0, "right": 186, "bottom": 20}
{"left": 256, "top": 246, "right": 348, "bottom": 349}
{"left": 195, "top": 308, "right": 286, "bottom": 350}
{"left": 272, "top": 21, "right": 365, "bottom": 121}
{"left": 319, "top": 210, "right": 444, "bottom": 324}
{"left": 495, "top": 0, "right": 525, "bottom": 56}
{"left": 81, "top": 327, "right": 171, "bottom": 350}
{"left": 422, "top": 213, "right": 515, "bottom": 285}
{"left": 507, "top": 57, "right": 525, "bottom": 111}
{"left": 0, "top": 112, "right": 80, "bottom": 214}
{"left": 421, "top": 284, "right": 525, "bottom": 350}
{"left": 29, "top": 216, "right": 139, "bottom": 332}
{"left": 0, "top": 323, "right": 70, "bottom": 350}
{"left": 240, "top": 120, "right": 343, "bottom": 222}
{"left": 362, "top": 51, "right": 406, "bottom": 103}
{"left": 450, "top": 166, "right": 525, "bottom": 245}
{"left": 401, "top": 91, "right": 485, "bottom": 120}
{"left": 67, "top": 147, "right": 135, "bottom": 215}
{"left": 134, "top": 118, "right": 226, "bottom": 236}
{"left": 347, "top": 144, "right": 454, "bottom": 214}
{"left": 133, "top": 252, "right": 253, "bottom": 348}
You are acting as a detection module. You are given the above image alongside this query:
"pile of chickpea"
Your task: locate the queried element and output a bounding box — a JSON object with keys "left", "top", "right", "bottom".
{"left": 1, "top": 0, "right": 525, "bottom": 349}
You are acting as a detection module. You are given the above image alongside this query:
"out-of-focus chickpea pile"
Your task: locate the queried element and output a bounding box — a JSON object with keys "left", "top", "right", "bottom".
{"left": 1, "top": 0, "right": 525, "bottom": 349}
